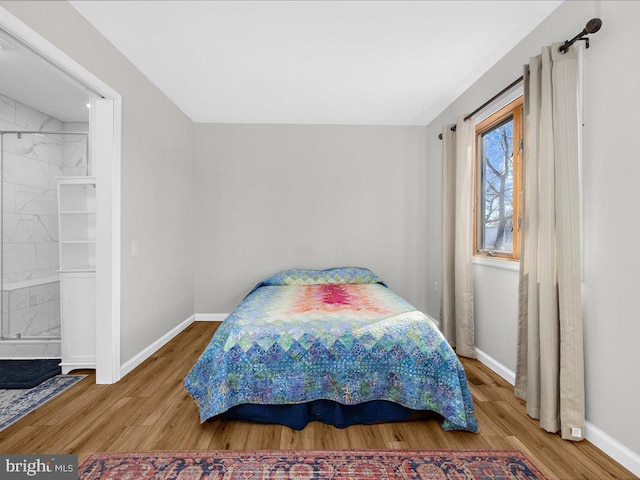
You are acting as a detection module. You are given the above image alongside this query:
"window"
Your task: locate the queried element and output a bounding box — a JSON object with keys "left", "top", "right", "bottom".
{"left": 474, "top": 97, "right": 523, "bottom": 260}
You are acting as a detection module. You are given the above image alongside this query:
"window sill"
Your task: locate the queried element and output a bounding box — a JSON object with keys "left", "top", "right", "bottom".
{"left": 472, "top": 256, "right": 520, "bottom": 271}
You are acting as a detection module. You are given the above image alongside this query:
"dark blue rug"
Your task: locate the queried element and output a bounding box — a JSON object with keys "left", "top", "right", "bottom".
{"left": 0, "top": 359, "right": 61, "bottom": 389}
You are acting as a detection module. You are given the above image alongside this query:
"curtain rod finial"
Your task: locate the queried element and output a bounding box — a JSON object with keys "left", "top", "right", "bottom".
{"left": 585, "top": 18, "right": 602, "bottom": 34}
{"left": 560, "top": 17, "right": 603, "bottom": 53}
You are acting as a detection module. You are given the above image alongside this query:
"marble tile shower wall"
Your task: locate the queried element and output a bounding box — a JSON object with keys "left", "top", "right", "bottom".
{"left": 63, "top": 122, "right": 89, "bottom": 177}
{"left": 0, "top": 94, "right": 87, "bottom": 339}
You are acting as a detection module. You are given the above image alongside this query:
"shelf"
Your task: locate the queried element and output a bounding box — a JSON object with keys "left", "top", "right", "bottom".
{"left": 58, "top": 178, "right": 97, "bottom": 371}
{"left": 59, "top": 183, "right": 96, "bottom": 212}
{"left": 56, "top": 176, "right": 96, "bottom": 185}
{"left": 2, "top": 275, "right": 60, "bottom": 292}
{"left": 60, "top": 242, "right": 95, "bottom": 270}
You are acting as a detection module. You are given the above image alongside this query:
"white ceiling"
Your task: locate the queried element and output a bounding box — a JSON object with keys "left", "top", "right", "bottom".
{"left": 70, "top": 1, "right": 562, "bottom": 126}
{"left": 0, "top": 29, "right": 89, "bottom": 124}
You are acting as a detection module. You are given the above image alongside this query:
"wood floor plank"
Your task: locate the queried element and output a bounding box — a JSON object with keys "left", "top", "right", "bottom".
{"left": 483, "top": 435, "right": 560, "bottom": 480}
{"left": 208, "top": 419, "right": 252, "bottom": 450}
{"left": 346, "top": 423, "right": 386, "bottom": 450}
{"left": 107, "top": 425, "right": 151, "bottom": 453}
{"left": 314, "top": 422, "right": 351, "bottom": 450}
{"left": 0, "top": 426, "right": 47, "bottom": 453}
{"left": 0, "top": 321, "right": 635, "bottom": 479}
{"left": 376, "top": 421, "right": 410, "bottom": 449}
{"left": 136, "top": 390, "right": 196, "bottom": 451}
{"left": 279, "top": 423, "right": 315, "bottom": 450}
{"left": 244, "top": 422, "right": 283, "bottom": 450}
{"left": 173, "top": 418, "right": 217, "bottom": 451}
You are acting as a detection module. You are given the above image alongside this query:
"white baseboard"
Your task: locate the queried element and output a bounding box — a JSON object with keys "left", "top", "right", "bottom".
{"left": 195, "top": 313, "right": 228, "bottom": 322}
{"left": 585, "top": 421, "right": 640, "bottom": 477}
{"left": 61, "top": 362, "right": 95, "bottom": 374}
{"left": 474, "top": 347, "right": 640, "bottom": 477}
{"left": 475, "top": 348, "right": 516, "bottom": 385}
{"left": 120, "top": 314, "right": 195, "bottom": 377}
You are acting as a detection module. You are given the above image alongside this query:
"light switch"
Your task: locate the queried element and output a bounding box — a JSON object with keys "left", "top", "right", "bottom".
{"left": 132, "top": 240, "right": 140, "bottom": 257}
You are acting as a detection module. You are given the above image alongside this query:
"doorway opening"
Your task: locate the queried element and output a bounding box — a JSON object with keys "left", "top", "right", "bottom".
{"left": 0, "top": 7, "right": 122, "bottom": 384}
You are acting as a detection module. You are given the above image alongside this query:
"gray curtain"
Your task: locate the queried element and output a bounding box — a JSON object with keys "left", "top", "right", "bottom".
{"left": 515, "top": 42, "right": 585, "bottom": 441}
{"left": 441, "top": 116, "right": 475, "bottom": 359}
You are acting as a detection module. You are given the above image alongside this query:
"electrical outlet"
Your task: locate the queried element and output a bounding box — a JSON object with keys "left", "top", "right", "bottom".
{"left": 433, "top": 281, "right": 439, "bottom": 294}
{"left": 132, "top": 240, "right": 140, "bottom": 257}
{"left": 571, "top": 427, "right": 582, "bottom": 438}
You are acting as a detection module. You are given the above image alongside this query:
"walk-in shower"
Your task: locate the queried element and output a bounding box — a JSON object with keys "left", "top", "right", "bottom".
{"left": 1, "top": 128, "right": 88, "bottom": 357}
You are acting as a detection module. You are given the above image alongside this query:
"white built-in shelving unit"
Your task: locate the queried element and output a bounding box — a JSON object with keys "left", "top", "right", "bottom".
{"left": 57, "top": 177, "right": 96, "bottom": 373}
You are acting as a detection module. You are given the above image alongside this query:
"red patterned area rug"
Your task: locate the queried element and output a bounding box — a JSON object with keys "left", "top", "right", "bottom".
{"left": 79, "top": 449, "right": 547, "bottom": 479}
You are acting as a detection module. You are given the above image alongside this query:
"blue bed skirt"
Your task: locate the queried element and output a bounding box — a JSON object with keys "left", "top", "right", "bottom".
{"left": 220, "top": 400, "right": 438, "bottom": 430}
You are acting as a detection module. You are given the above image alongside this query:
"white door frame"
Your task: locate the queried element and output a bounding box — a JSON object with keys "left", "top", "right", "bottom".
{"left": 0, "top": 7, "right": 122, "bottom": 383}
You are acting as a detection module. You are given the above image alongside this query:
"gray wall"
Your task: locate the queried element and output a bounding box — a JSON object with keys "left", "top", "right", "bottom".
{"left": 194, "top": 124, "right": 428, "bottom": 313}
{"left": 7, "top": 0, "right": 638, "bottom": 461}
{"left": 426, "top": 0, "right": 640, "bottom": 457}
{"left": 1, "top": 1, "right": 196, "bottom": 364}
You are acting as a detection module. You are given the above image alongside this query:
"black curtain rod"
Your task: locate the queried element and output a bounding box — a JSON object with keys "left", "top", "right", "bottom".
{"left": 438, "top": 18, "right": 602, "bottom": 140}
{"left": 438, "top": 76, "right": 523, "bottom": 140}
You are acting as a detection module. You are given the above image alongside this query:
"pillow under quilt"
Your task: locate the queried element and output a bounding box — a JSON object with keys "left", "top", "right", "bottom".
{"left": 247, "top": 267, "right": 387, "bottom": 296}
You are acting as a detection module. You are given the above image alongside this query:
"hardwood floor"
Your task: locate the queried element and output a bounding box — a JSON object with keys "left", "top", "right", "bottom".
{"left": 0, "top": 321, "right": 635, "bottom": 479}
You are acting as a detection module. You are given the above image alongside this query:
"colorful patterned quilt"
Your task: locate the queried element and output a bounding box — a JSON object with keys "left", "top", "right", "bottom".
{"left": 184, "top": 268, "right": 478, "bottom": 431}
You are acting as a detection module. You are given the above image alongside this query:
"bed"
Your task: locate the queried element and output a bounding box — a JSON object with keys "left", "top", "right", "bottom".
{"left": 184, "top": 267, "right": 478, "bottom": 432}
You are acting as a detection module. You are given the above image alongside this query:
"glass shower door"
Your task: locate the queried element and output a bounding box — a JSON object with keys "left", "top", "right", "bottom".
{"left": 1, "top": 131, "right": 63, "bottom": 341}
